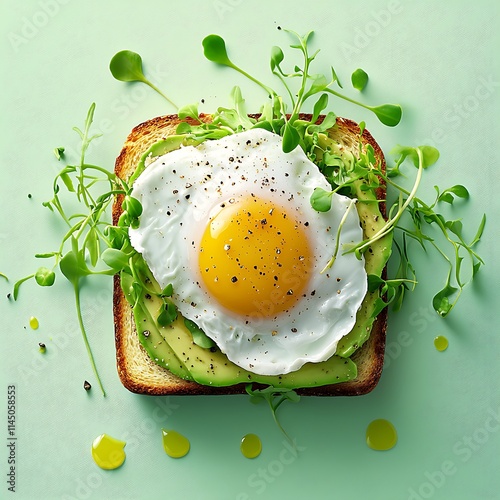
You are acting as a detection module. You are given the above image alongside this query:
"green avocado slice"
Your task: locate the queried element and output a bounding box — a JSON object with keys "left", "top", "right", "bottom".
{"left": 136, "top": 282, "right": 357, "bottom": 389}
{"left": 335, "top": 177, "right": 392, "bottom": 357}
{"left": 120, "top": 271, "right": 193, "bottom": 381}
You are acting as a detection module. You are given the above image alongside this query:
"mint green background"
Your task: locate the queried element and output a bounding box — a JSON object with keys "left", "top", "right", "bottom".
{"left": 1, "top": 1, "right": 499, "bottom": 499}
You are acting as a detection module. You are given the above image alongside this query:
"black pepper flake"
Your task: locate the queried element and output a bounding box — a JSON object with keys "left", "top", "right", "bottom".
{"left": 28, "top": 193, "right": 32, "bottom": 199}
{"left": 145, "top": 293, "right": 151, "bottom": 299}
{"left": 229, "top": 156, "right": 235, "bottom": 162}
{"left": 260, "top": 218, "right": 267, "bottom": 225}
{"left": 291, "top": 328, "right": 297, "bottom": 333}
{"left": 287, "top": 289, "right": 293, "bottom": 295}
{"left": 84, "top": 380, "right": 91, "bottom": 391}
{"left": 173, "top": 189, "right": 178, "bottom": 194}
{"left": 143, "top": 330, "right": 150, "bottom": 338}
{"left": 231, "top": 276, "right": 238, "bottom": 283}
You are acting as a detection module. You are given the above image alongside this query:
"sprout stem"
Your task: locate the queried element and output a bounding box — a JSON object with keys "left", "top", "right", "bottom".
{"left": 74, "top": 283, "right": 106, "bottom": 396}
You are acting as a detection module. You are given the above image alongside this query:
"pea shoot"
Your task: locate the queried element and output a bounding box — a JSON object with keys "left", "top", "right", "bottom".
{"left": 311, "top": 140, "right": 485, "bottom": 317}
{"left": 11, "top": 104, "right": 139, "bottom": 396}
{"left": 246, "top": 384, "right": 300, "bottom": 446}
{"left": 109, "top": 50, "right": 178, "bottom": 109}
{"left": 351, "top": 68, "right": 369, "bottom": 92}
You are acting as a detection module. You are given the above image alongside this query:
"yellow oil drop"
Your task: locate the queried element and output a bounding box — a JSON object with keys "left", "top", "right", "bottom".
{"left": 240, "top": 433, "right": 262, "bottom": 459}
{"left": 91, "top": 434, "right": 126, "bottom": 470}
{"left": 434, "top": 335, "right": 449, "bottom": 352}
{"left": 29, "top": 316, "right": 39, "bottom": 330}
{"left": 366, "top": 419, "right": 397, "bottom": 451}
{"left": 162, "top": 429, "right": 190, "bottom": 458}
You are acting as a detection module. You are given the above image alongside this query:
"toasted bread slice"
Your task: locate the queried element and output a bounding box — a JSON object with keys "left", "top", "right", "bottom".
{"left": 113, "top": 114, "right": 387, "bottom": 396}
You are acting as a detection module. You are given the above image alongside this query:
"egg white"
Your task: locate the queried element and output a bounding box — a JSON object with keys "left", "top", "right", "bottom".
{"left": 129, "top": 129, "right": 367, "bottom": 376}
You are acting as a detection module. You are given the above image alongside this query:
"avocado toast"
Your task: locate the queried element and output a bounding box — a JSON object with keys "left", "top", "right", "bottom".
{"left": 113, "top": 113, "right": 390, "bottom": 396}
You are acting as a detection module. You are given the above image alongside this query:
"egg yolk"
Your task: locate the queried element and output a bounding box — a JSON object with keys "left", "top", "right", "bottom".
{"left": 199, "top": 196, "right": 313, "bottom": 319}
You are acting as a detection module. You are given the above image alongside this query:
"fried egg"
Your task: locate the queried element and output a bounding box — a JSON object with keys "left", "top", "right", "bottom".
{"left": 129, "top": 129, "right": 367, "bottom": 376}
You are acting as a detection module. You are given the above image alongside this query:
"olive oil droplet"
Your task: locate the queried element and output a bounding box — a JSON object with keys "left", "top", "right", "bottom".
{"left": 29, "top": 316, "right": 39, "bottom": 330}
{"left": 366, "top": 419, "right": 397, "bottom": 451}
{"left": 91, "top": 434, "right": 126, "bottom": 470}
{"left": 162, "top": 429, "right": 190, "bottom": 458}
{"left": 434, "top": 336, "right": 448, "bottom": 352}
{"left": 240, "top": 433, "right": 262, "bottom": 459}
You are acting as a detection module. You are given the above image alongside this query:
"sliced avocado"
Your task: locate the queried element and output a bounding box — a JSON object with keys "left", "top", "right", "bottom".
{"left": 127, "top": 130, "right": 392, "bottom": 387}
{"left": 120, "top": 271, "right": 193, "bottom": 380}
{"left": 137, "top": 287, "right": 356, "bottom": 389}
{"left": 316, "top": 134, "right": 392, "bottom": 357}
{"left": 335, "top": 176, "right": 392, "bottom": 357}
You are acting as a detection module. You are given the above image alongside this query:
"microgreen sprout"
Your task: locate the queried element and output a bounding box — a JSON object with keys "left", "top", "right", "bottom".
{"left": 12, "top": 103, "right": 137, "bottom": 396}
{"left": 311, "top": 136, "right": 485, "bottom": 316}
{"left": 0, "top": 273, "right": 8, "bottom": 281}
{"left": 157, "top": 301, "right": 178, "bottom": 327}
{"left": 184, "top": 318, "right": 216, "bottom": 349}
{"left": 201, "top": 29, "right": 402, "bottom": 149}
{"left": 351, "top": 68, "right": 369, "bottom": 91}
{"left": 320, "top": 198, "right": 357, "bottom": 273}
{"left": 246, "top": 384, "right": 300, "bottom": 446}
{"left": 202, "top": 35, "right": 276, "bottom": 98}
{"left": 111, "top": 30, "right": 402, "bottom": 155}
{"left": 109, "top": 50, "right": 178, "bottom": 109}
{"left": 53, "top": 146, "right": 65, "bottom": 161}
